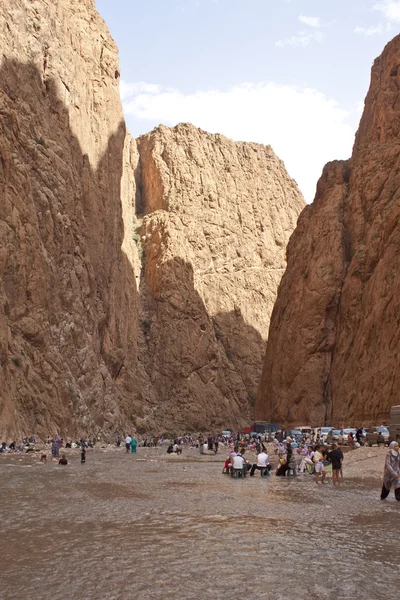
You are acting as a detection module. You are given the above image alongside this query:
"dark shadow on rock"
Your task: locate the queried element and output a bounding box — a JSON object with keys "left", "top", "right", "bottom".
{"left": 0, "top": 58, "right": 266, "bottom": 440}
{"left": 138, "top": 256, "right": 265, "bottom": 433}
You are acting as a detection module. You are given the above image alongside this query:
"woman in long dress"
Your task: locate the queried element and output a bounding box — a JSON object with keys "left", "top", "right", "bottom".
{"left": 381, "top": 441, "right": 400, "bottom": 500}
{"left": 51, "top": 435, "right": 61, "bottom": 459}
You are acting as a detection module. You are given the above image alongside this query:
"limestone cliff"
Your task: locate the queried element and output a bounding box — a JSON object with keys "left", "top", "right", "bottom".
{"left": 0, "top": 0, "right": 304, "bottom": 439}
{"left": 256, "top": 35, "right": 400, "bottom": 428}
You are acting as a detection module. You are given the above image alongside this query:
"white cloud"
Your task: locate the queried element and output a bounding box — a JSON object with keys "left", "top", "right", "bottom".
{"left": 276, "top": 30, "right": 325, "bottom": 48}
{"left": 356, "top": 100, "right": 365, "bottom": 114}
{"left": 374, "top": 0, "right": 400, "bottom": 22}
{"left": 121, "top": 80, "right": 355, "bottom": 203}
{"left": 298, "top": 15, "right": 321, "bottom": 28}
{"left": 354, "top": 24, "right": 384, "bottom": 35}
{"left": 120, "top": 81, "right": 162, "bottom": 100}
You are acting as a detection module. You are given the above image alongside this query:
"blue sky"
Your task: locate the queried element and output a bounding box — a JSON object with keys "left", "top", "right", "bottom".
{"left": 96, "top": 0, "right": 399, "bottom": 201}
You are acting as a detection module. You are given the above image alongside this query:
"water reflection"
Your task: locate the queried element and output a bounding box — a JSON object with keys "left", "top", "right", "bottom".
{"left": 0, "top": 448, "right": 398, "bottom": 600}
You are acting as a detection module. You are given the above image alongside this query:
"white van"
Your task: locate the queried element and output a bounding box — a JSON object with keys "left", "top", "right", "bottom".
{"left": 296, "top": 426, "right": 312, "bottom": 435}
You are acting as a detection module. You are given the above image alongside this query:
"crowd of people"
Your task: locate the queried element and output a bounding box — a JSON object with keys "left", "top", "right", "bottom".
{"left": 223, "top": 437, "right": 345, "bottom": 485}
{"left": 2, "top": 430, "right": 399, "bottom": 500}
{"left": 0, "top": 435, "right": 93, "bottom": 465}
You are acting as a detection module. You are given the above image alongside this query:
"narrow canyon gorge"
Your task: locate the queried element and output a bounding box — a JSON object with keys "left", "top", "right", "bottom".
{"left": 0, "top": 0, "right": 304, "bottom": 438}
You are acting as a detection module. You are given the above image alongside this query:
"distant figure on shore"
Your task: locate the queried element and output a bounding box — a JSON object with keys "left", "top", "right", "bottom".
{"left": 131, "top": 437, "right": 137, "bottom": 454}
{"left": 328, "top": 443, "right": 343, "bottom": 485}
{"left": 58, "top": 454, "right": 68, "bottom": 465}
{"left": 51, "top": 435, "right": 61, "bottom": 459}
{"left": 81, "top": 446, "right": 86, "bottom": 464}
{"left": 381, "top": 441, "right": 400, "bottom": 501}
{"left": 125, "top": 435, "right": 132, "bottom": 453}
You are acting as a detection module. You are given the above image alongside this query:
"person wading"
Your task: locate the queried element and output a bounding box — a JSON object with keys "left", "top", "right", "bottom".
{"left": 125, "top": 434, "right": 132, "bottom": 454}
{"left": 328, "top": 443, "right": 343, "bottom": 485}
{"left": 313, "top": 445, "right": 327, "bottom": 484}
{"left": 381, "top": 441, "right": 400, "bottom": 501}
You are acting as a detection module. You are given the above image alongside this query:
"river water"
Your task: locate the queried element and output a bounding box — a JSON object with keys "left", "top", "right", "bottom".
{"left": 1, "top": 447, "right": 398, "bottom": 600}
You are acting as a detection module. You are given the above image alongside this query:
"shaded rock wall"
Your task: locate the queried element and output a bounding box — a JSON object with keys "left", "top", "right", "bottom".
{"left": 0, "top": 1, "right": 304, "bottom": 438}
{"left": 0, "top": 0, "right": 142, "bottom": 438}
{"left": 256, "top": 35, "right": 400, "bottom": 428}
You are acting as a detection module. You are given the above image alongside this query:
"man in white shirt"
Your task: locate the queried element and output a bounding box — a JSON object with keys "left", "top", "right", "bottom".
{"left": 250, "top": 450, "right": 271, "bottom": 476}
{"left": 232, "top": 453, "right": 244, "bottom": 472}
{"left": 125, "top": 435, "right": 132, "bottom": 453}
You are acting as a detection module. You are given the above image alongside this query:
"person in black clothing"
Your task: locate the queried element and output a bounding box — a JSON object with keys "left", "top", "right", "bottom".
{"left": 328, "top": 443, "right": 343, "bottom": 485}
{"left": 81, "top": 446, "right": 86, "bottom": 464}
{"left": 356, "top": 428, "right": 363, "bottom": 444}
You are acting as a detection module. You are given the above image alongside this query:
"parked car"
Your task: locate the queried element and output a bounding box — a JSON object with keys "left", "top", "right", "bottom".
{"left": 320, "top": 427, "right": 334, "bottom": 442}
{"left": 366, "top": 426, "right": 390, "bottom": 446}
{"left": 340, "top": 428, "right": 357, "bottom": 445}
{"left": 332, "top": 429, "right": 342, "bottom": 443}
{"left": 290, "top": 429, "right": 303, "bottom": 439}
{"left": 296, "top": 426, "right": 312, "bottom": 436}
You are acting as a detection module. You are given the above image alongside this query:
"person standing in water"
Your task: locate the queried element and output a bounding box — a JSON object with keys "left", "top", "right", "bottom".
{"left": 131, "top": 436, "right": 137, "bottom": 454}
{"left": 381, "top": 441, "right": 400, "bottom": 501}
{"left": 328, "top": 443, "right": 343, "bottom": 485}
{"left": 125, "top": 434, "right": 132, "bottom": 454}
{"left": 81, "top": 445, "right": 86, "bottom": 464}
{"left": 51, "top": 435, "right": 61, "bottom": 459}
{"left": 313, "top": 445, "right": 327, "bottom": 484}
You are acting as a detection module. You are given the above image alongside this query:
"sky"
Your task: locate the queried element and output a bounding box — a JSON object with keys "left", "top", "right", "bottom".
{"left": 96, "top": 0, "right": 400, "bottom": 202}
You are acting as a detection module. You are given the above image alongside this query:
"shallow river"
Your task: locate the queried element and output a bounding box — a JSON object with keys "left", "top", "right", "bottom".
{"left": 1, "top": 447, "right": 398, "bottom": 600}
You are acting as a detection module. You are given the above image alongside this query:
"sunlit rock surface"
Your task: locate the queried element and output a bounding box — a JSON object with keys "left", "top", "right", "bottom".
{"left": 256, "top": 35, "right": 400, "bottom": 427}
{"left": 0, "top": 0, "right": 304, "bottom": 438}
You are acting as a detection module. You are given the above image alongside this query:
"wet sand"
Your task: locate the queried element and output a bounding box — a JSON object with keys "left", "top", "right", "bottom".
{"left": 0, "top": 446, "right": 398, "bottom": 600}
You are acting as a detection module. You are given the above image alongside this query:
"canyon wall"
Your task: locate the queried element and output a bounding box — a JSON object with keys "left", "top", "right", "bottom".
{"left": 135, "top": 124, "right": 304, "bottom": 433}
{"left": 0, "top": 0, "right": 142, "bottom": 438}
{"left": 256, "top": 35, "right": 400, "bottom": 428}
{"left": 0, "top": 0, "right": 304, "bottom": 439}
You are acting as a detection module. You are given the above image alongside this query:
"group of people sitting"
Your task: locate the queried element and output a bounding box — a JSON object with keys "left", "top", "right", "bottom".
{"left": 224, "top": 438, "right": 345, "bottom": 485}
{"left": 224, "top": 446, "right": 272, "bottom": 477}
{"left": 166, "top": 440, "right": 183, "bottom": 455}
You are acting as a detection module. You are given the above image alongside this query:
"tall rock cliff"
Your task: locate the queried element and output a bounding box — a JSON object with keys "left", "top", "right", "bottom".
{"left": 256, "top": 35, "right": 400, "bottom": 428}
{"left": 0, "top": 0, "right": 141, "bottom": 438}
{"left": 135, "top": 124, "right": 304, "bottom": 432}
{"left": 0, "top": 0, "right": 304, "bottom": 439}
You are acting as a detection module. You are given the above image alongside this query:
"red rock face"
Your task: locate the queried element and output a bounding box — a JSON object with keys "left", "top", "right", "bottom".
{"left": 0, "top": 1, "right": 304, "bottom": 439}
{"left": 256, "top": 35, "right": 400, "bottom": 428}
{"left": 135, "top": 125, "right": 304, "bottom": 434}
{"left": 0, "top": 0, "right": 142, "bottom": 439}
